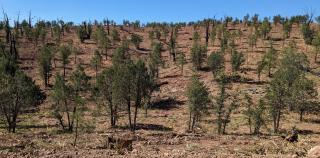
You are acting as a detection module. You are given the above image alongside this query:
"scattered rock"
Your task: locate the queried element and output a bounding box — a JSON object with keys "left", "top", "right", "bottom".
{"left": 307, "top": 146, "right": 320, "bottom": 158}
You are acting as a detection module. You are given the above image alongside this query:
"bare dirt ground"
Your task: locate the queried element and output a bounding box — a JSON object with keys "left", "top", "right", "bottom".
{"left": 0, "top": 23, "right": 320, "bottom": 157}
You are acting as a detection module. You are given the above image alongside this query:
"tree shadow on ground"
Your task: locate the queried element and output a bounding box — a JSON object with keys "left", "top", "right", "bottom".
{"left": 117, "top": 123, "right": 172, "bottom": 131}
{"left": 161, "top": 74, "right": 180, "bottom": 79}
{"left": 151, "top": 97, "right": 184, "bottom": 110}
{"left": 230, "top": 75, "right": 268, "bottom": 85}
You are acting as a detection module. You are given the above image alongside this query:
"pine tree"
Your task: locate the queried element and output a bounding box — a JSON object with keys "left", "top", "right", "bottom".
{"left": 59, "top": 45, "right": 71, "bottom": 77}
{"left": 231, "top": 50, "right": 245, "bottom": 74}
{"left": 186, "top": 75, "right": 210, "bottom": 132}
{"left": 131, "top": 33, "right": 143, "bottom": 49}
{"left": 207, "top": 51, "right": 224, "bottom": 77}
{"left": 90, "top": 50, "right": 102, "bottom": 78}
{"left": 38, "top": 45, "right": 53, "bottom": 87}
{"left": 191, "top": 44, "right": 207, "bottom": 70}
{"left": 177, "top": 52, "right": 187, "bottom": 75}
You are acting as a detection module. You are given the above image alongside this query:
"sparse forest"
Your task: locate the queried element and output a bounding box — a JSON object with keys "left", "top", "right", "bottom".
{"left": 1, "top": 11, "right": 320, "bottom": 157}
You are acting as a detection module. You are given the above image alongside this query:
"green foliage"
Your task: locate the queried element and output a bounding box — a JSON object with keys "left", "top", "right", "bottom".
{"left": 90, "top": 50, "right": 102, "bottom": 77}
{"left": 38, "top": 45, "right": 53, "bottom": 87}
{"left": 245, "top": 98, "right": 267, "bottom": 135}
{"left": 265, "top": 46, "right": 309, "bottom": 133}
{"left": 191, "top": 44, "right": 207, "bottom": 70}
{"left": 59, "top": 45, "right": 72, "bottom": 76}
{"left": 257, "top": 46, "right": 277, "bottom": 79}
{"left": 214, "top": 78, "right": 239, "bottom": 134}
{"left": 70, "top": 65, "right": 90, "bottom": 94}
{"left": 243, "top": 93, "right": 253, "bottom": 134}
{"left": 177, "top": 52, "right": 187, "bottom": 75}
{"left": 312, "top": 32, "right": 320, "bottom": 62}
{"left": 231, "top": 50, "right": 245, "bottom": 73}
{"left": 186, "top": 75, "right": 210, "bottom": 132}
{"left": 210, "top": 27, "right": 216, "bottom": 46}
{"left": 51, "top": 74, "right": 74, "bottom": 132}
{"left": 0, "top": 70, "right": 43, "bottom": 133}
{"left": 301, "top": 23, "right": 314, "bottom": 45}
{"left": 148, "top": 42, "right": 163, "bottom": 78}
{"left": 77, "top": 26, "right": 87, "bottom": 43}
{"left": 77, "top": 22, "right": 92, "bottom": 43}
{"left": 93, "top": 26, "right": 111, "bottom": 59}
{"left": 273, "top": 15, "right": 284, "bottom": 25}
{"left": 290, "top": 75, "right": 317, "bottom": 121}
{"left": 52, "top": 24, "right": 62, "bottom": 43}
{"left": 192, "top": 31, "right": 200, "bottom": 44}
{"left": 130, "top": 33, "right": 143, "bottom": 49}
{"left": 260, "top": 17, "right": 271, "bottom": 39}
{"left": 283, "top": 19, "right": 292, "bottom": 39}
{"left": 111, "top": 29, "right": 120, "bottom": 44}
{"left": 207, "top": 51, "right": 224, "bottom": 76}
{"left": 96, "top": 67, "right": 117, "bottom": 126}
{"left": 248, "top": 33, "right": 257, "bottom": 50}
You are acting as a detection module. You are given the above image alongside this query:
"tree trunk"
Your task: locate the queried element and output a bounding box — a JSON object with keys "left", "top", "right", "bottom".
{"left": 299, "top": 110, "right": 304, "bottom": 122}
{"left": 127, "top": 99, "right": 132, "bottom": 131}
{"left": 73, "top": 117, "right": 79, "bottom": 146}
{"left": 188, "top": 112, "right": 192, "bottom": 131}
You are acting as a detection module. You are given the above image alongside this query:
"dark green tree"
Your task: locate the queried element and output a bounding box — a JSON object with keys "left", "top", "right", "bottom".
{"left": 131, "top": 33, "right": 143, "bottom": 49}
{"left": 38, "top": 45, "right": 53, "bottom": 87}
{"left": 59, "top": 45, "right": 71, "bottom": 77}
{"left": 186, "top": 75, "right": 210, "bottom": 132}
{"left": 207, "top": 51, "right": 224, "bottom": 77}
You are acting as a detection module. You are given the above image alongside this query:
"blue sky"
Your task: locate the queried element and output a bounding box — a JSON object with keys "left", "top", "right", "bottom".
{"left": 1, "top": 0, "right": 319, "bottom": 24}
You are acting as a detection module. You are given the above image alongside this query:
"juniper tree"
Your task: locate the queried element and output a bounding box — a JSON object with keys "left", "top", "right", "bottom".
{"left": 251, "top": 99, "right": 267, "bottom": 135}
{"left": 207, "top": 51, "right": 224, "bottom": 77}
{"left": 191, "top": 44, "right": 207, "bottom": 70}
{"left": 0, "top": 70, "right": 43, "bottom": 133}
{"left": 131, "top": 33, "right": 143, "bottom": 49}
{"left": 221, "top": 91, "right": 239, "bottom": 134}
{"left": 111, "top": 29, "right": 120, "bottom": 45}
{"left": 154, "top": 29, "right": 161, "bottom": 40}
{"left": 59, "top": 45, "right": 71, "bottom": 77}
{"left": 90, "top": 50, "right": 102, "bottom": 78}
{"left": 210, "top": 27, "right": 217, "bottom": 46}
{"left": 312, "top": 32, "right": 320, "bottom": 62}
{"left": 231, "top": 50, "right": 245, "bottom": 75}
{"left": 148, "top": 42, "right": 163, "bottom": 78}
{"left": 257, "top": 46, "right": 277, "bottom": 79}
{"left": 148, "top": 31, "right": 155, "bottom": 42}
{"left": 96, "top": 67, "right": 117, "bottom": 127}
{"left": 282, "top": 19, "right": 292, "bottom": 46}
{"left": 93, "top": 26, "right": 111, "bottom": 60}
{"left": 301, "top": 23, "right": 314, "bottom": 47}
{"left": 204, "top": 19, "right": 210, "bottom": 46}
{"left": 273, "top": 15, "right": 283, "bottom": 26}
{"left": 51, "top": 74, "right": 74, "bottom": 132}
{"left": 260, "top": 17, "right": 271, "bottom": 39}
{"left": 77, "top": 26, "right": 87, "bottom": 43}
{"left": 266, "top": 46, "right": 308, "bottom": 133}
{"left": 186, "top": 75, "right": 210, "bottom": 133}
{"left": 132, "top": 60, "right": 150, "bottom": 131}
{"left": 169, "top": 32, "right": 177, "bottom": 61}
{"left": 112, "top": 60, "right": 135, "bottom": 130}
{"left": 243, "top": 93, "right": 253, "bottom": 134}
{"left": 192, "top": 31, "right": 200, "bottom": 44}
{"left": 38, "top": 45, "right": 53, "bottom": 87}
{"left": 70, "top": 65, "right": 89, "bottom": 145}
{"left": 214, "top": 74, "right": 228, "bottom": 134}
{"left": 177, "top": 52, "right": 186, "bottom": 75}
{"left": 52, "top": 24, "right": 62, "bottom": 44}
{"left": 290, "top": 75, "right": 317, "bottom": 121}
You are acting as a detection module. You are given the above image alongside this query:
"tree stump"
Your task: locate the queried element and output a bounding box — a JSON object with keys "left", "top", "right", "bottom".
{"left": 105, "top": 136, "right": 133, "bottom": 151}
